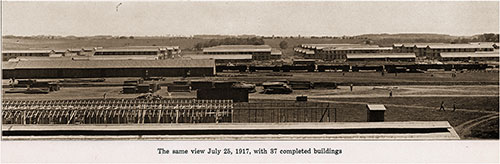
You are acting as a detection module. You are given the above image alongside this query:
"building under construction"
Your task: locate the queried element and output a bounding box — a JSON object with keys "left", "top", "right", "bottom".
{"left": 1, "top": 99, "right": 460, "bottom": 140}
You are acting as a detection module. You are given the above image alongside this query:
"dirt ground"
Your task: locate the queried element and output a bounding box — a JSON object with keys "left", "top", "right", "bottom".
{"left": 3, "top": 85, "right": 498, "bottom": 100}
{"left": 2, "top": 75, "right": 499, "bottom": 139}
{"left": 218, "top": 71, "right": 499, "bottom": 85}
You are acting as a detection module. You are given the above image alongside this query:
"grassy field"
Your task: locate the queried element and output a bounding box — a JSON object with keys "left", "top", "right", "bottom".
{"left": 311, "top": 97, "right": 498, "bottom": 139}
{"left": 467, "top": 119, "right": 499, "bottom": 139}
{"left": 239, "top": 98, "right": 493, "bottom": 139}
{"left": 326, "top": 97, "right": 499, "bottom": 112}
{"left": 2, "top": 38, "right": 207, "bottom": 50}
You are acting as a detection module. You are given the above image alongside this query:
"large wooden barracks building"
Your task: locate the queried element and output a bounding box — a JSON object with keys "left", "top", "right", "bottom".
{"left": 294, "top": 44, "right": 393, "bottom": 61}
{"left": 295, "top": 43, "right": 498, "bottom": 62}
{"left": 202, "top": 45, "right": 281, "bottom": 60}
{"left": 392, "top": 43, "right": 496, "bottom": 59}
{"left": 2, "top": 46, "right": 181, "bottom": 61}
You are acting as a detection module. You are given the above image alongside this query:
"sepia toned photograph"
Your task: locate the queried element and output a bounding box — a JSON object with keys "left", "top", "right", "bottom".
{"left": 1, "top": 0, "right": 499, "bottom": 162}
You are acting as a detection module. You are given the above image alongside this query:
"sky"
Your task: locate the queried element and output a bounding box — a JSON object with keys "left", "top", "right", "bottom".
{"left": 2, "top": 1, "right": 499, "bottom": 36}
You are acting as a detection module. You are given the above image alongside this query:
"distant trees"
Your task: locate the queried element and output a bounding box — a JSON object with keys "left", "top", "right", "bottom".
{"left": 194, "top": 37, "right": 265, "bottom": 50}
{"left": 476, "top": 33, "right": 499, "bottom": 42}
{"left": 118, "top": 36, "right": 134, "bottom": 39}
{"left": 451, "top": 33, "right": 499, "bottom": 44}
{"left": 279, "top": 40, "right": 288, "bottom": 49}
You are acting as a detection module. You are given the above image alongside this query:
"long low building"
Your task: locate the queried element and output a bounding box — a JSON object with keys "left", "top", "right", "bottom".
{"left": 296, "top": 44, "right": 394, "bottom": 60}
{"left": 94, "top": 46, "right": 181, "bottom": 59}
{"left": 183, "top": 54, "right": 253, "bottom": 64}
{"left": 346, "top": 53, "right": 416, "bottom": 62}
{"left": 2, "top": 59, "right": 215, "bottom": 79}
{"left": 393, "top": 43, "right": 496, "bottom": 58}
{"left": 12, "top": 55, "right": 159, "bottom": 61}
{"left": 202, "top": 45, "right": 280, "bottom": 60}
{"left": 2, "top": 46, "right": 181, "bottom": 61}
{"left": 2, "top": 50, "right": 55, "bottom": 61}
{"left": 2, "top": 121, "right": 460, "bottom": 140}
{"left": 439, "top": 51, "right": 499, "bottom": 62}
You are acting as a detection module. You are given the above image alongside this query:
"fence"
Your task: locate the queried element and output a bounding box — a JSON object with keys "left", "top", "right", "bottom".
{"left": 234, "top": 102, "right": 335, "bottom": 123}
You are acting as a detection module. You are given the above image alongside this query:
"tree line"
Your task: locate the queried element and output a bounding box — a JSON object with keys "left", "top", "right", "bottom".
{"left": 194, "top": 37, "right": 265, "bottom": 50}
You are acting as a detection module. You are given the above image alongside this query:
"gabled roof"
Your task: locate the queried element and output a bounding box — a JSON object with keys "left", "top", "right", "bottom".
{"left": 393, "top": 44, "right": 404, "bottom": 47}
{"left": 440, "top": 52, "right": 499, "bottom": 58}
{"left": 271, "top": 49, "right": 282, "bottom": 55}
{"left": 2, "top": 62, "right": 18, "bottom": 70}
{"left": 428, "top": 44, "right": 494, "bottom": 49}
{"left": 295, "top": 48, "right": 315, "bottom": 55}
{"left": 367, "top": 104, "right": 386, "bottom": 111}
{"left": 10, "top": 59, "right": 215, "bottom": 69}
{"left": 109, "top": 46, "right": 180, "bottom": 50}
{"left": 68, "top": 48, "right": 83, "bottom": 52}
{"left": 301, "top": 44, "right": 361, "bottom": 50}
{"left": 325, "top": 47, "right": 392, "bottom": 51}
{"left": 2, "top": 50, "right": 55, "bottom": 54}
{"left": 96, "top": 48, "right": 160, "bottom": 52}
{"left": 346, "top": 53, "right": 416, "bottom": 59}
{"left": 52, "top": 49, "right": 70, "bottom": 53}
{"left": 15, "top": 55, "right": 159, "bottom": 61}
{"left": 394, "top": 43, "right": 446, "bottom": 48}
{"left": 183, "top": 54, "right": 252, "bottom": 60}
{"left": 1, "top": 121, "right": 460, "bottom": 140}
{"left": 203, "top": 45, "right": 272, "bottom": 53}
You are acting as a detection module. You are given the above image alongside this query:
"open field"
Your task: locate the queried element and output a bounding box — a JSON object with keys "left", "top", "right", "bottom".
{"left": 219, "top": 71, "right": 499, "bottom": 85}
{"left": 2, "top": 38, "right": 206, "bottom": 50}
{"left": 3, "top": 71, "right": 498, "bottom": 87}
{"left": 467, "top": 119, "right": 499, "bottom": 139}
{"left": 3, "top": 85, "right": 498, "bottom": 100}
{"left": 320, "top": 96, "right": 499, "bottom": 111}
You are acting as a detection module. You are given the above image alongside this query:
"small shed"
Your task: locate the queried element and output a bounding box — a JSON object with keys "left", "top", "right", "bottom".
{"left": 366, "top": 104, "right": 386, "bottom": 122}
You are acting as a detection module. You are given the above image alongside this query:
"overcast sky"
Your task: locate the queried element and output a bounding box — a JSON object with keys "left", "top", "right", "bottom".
{"left": 2, "top": 1, "right": 499, "bottom": 36}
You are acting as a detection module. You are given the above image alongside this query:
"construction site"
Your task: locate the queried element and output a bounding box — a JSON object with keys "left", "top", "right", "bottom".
{"left": 2, "top": 61, "right": 497, "bottom": 140}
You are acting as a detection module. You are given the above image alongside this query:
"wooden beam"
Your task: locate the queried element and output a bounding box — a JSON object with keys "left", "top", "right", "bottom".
{"left": 67, "top": 111, "right": 76, "bottom": 124}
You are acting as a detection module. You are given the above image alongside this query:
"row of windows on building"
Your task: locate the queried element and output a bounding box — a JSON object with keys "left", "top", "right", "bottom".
{"left": 94, "top": 51, "right": 159, "bottom": 55}
{"left": 204, "top": 52, "right": 270, "bottom": 55}
{"left": 299, "top": 47, "right": 496, "bottom": 60}
{"left": 2, "top": 49, "right": 179, "bottom": 61}
{"left": 3, "top": 53, "right": 49, "bottom": 57}
{"left": 394, "top": 47, "right": 494, "bottom": 53}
